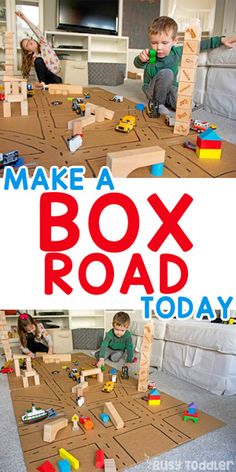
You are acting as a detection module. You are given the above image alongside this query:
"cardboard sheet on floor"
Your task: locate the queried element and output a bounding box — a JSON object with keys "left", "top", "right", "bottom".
{"left": 0, "top": 88, "right": 235, "bottom": 178}
{"left": 8, "top": 353, "right": 225, "bottom": 471}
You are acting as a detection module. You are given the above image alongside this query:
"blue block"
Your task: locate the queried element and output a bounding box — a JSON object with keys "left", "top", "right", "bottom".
{"left": 151, "top": 162, "right": 164, "bottom": 177}
{"left": 135, "top": 103, "right": 145, "bottom": 111}
{"left": 198, "top": 128, "right": 221, "bottom": 142}
{"left": 100, "top": 413, "right": 110, "bottom": 423}
{"left": 58, "top": 459, "right": 70, "bottom": 472}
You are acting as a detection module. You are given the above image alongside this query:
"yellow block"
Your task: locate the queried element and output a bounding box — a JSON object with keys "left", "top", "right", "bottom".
{"left": 148, "top": 399, "right": 161, "bottom": 406}
{"left": 196, "top": 146, "right": 221, "bottom": 159}
{"left": 59, "top": 448, "right": 80, "bottom": 469}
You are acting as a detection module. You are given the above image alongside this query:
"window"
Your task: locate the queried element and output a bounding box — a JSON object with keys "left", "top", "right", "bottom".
{"left": 167, "top": 0, "right": 216, "bottom": 35}
{"left": 16, "top": 1, "right": 39, "bottom": 43}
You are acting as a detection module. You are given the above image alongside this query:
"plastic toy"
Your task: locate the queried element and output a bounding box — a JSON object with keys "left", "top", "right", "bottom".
{"left": 51, "top": 100, "right": 62, "bottom": 106}
{"left": 67, "top": 135, "right": 83, "bottom": 152}
{"left": 183, "top": 140, "right": 196, "bottom": 151}
{"left": 115, "top": 115, "right": 136, "bottom": 133}
{"left": 37, "top": 460, "right": 56, "bottom": 472}
{"left": 84, "top": 92, "right": 90, "bottom": 98}
{"left": 110, "top": 95, "right": 123, "bottom": 102}
{"left": 146, "top": 99, "right": 160, "bottom": 118}
{"left": 196, "top": 128, "right": 222, "bottom": 159}
{"left": 96, "top": 449, "right": 105, "bottom": 468}
{"left": 149, "top": 49, "right": 156, "bottom": 64}
{"left": 79, "top": 415, "right": 90, "bottom": 424}
{"left": 0, "top": 150, "right": 19, "bottom": 168}
{"left": 27, "top": 84, "right": 34, "bottom": 97}
{"left": 135, "top": 103, "right": 145, "bottom": 111}
{"left": 190, "top": 119, "right": 217, "bottom": 133}
{"left": 0, "top": 366, "right": 14, "bottom": 373}
{"left": 102, "top": 381, "right": 115, "bottom": 392}
{"left": 22, "top": 404, "right": 48, "bottom": 424}
{"left": 100, "top": 413, "right": 110, "bottom": 423}
{"left": 58, "top": 459, "right": 70, "bottom": 472}
{"left": 59, "top": 448, "right": 80, "bottom": 470}
{"left": 165, "top": 114, "right": 175, "bottom": 126}
{"left": 0, "top": 92, "right": 5, "bottom": 101}
{"left": 121, "top": 366, "right": 129, "bottom": 379}
{"left": 147, "top": 388, "right": 161, "bottom": 406}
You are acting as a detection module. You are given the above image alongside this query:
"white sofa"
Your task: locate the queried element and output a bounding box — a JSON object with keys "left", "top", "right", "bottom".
{"left": 130, "top": 318, "right": 236, "bottom": 395}
{"left": 194, "top": 46, "right": 236, "bottom": 120}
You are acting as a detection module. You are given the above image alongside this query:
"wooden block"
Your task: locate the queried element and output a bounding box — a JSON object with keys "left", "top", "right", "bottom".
{"left": 77, "top": 115, "right": 96, "bottom": 128}
{"left": 179, "top": 68, "right": 196, "bottom": 83}
{"left": 178, "top": 82, "right": 195, "bottom": 96}
{"left": 176, "top": 95, "right": 192, "bottom": 109}
{"left": 4, "top": 65, "right": 13, "bottom": 73}
{"left": 138, "top": 322, "right": 154, "bottom": 392}
{"left": 5, "top": 48, "right": 13, "bottom": 55}
{"left": 95, "top": 106, "right": 105, "bottom": 122}
{"left": 181, "top": 54, "right": 198, "bottom": 69}
{"left": 43, "top": 417, "right": 68, "bottom": 443}
{"left": 3, "top": 101, "right": 11, "bottom": 117}
{"left": 22, "top": 377, "right": 29, "bottom": 388}
{"left": 175, "top": 108, "right": 192, "bottom": 123}
{"left": 85, "top": 103, "right": 92, "bottom": 116}
{"left": 104, "top": 458, "right": 117, "bottom": 472}
{"left": 185, "top": 26, "right": 201, "bottom": 40}
{"left": 72, "top": 120, "right": 83, "bottom": 136}
{"left": 71, "top": 381, "right": 88, "bottom": 395}
{"left": 104, "top": 402, "right": 124, "bottom": 429}
{"left": 183, "top": 40, "right": 200, "bottom": 55}
{"left": 42, "top": 354, "right": 71, "bottom": 363}
{"left": 174, "top": 120, "right": 190, "bottom": 136}
{"left": 68, "top": 84, "right": 83, "bottom": 94}
{"left": 104, "top": 108, "right": 115, "bottom": 120}
{"left": 34, "top": 374, "right": 40, "bottom": 385}
{"left": 7, "top": 94, "right": 24, "bottom": 103}
{"left": 20, "top": 100, "right": 28, "bottom": 116}
{"left": 23, "top": 369, "right": 37, "bottom": 377}
{"left": 14, "top": 359, "right": 21, "bottom": 377}
{"left": 107, "top": 145, "right": 165, "bottom": 178}
{"left": 81, "top": 367, "right": 102, "bottom": 377}
{"left": 3, "top": 76, "right": 26, "bottom": 82}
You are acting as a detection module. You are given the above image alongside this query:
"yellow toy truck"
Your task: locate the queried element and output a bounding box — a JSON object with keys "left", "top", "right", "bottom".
{"left": 115, "top": 115, "right": 136, "bottom": 133}
{"left": 102, "top": 381, "right": 115, "bottom": 393}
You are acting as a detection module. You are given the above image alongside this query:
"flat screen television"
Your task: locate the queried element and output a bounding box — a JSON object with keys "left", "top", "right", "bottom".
{"left": 57, "top": 0, "right": 119, "bottom": 35}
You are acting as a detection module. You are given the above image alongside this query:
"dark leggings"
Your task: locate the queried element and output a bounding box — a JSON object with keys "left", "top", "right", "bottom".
{"left": 26, "top": 333, "right": 48, "bottom": 353}
{"left": 34, "top": 57, "right": 62, "bottom": 85}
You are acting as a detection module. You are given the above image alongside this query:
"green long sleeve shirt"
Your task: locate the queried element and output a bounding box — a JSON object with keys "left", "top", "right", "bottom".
{"left": 133, "top": 36, "right": 223, "bottom": 93}
{"left": 99, "top": 328, "right": 134, "bottom": 363}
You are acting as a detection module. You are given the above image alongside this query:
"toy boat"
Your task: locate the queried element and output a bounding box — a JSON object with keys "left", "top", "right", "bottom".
{"left": 21, "top": 404, "right": 48, "bottom": 424}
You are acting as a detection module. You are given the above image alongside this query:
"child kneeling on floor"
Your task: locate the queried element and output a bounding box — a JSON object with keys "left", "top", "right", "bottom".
{"left": 96, "top": 312, "right": 134, "bottom": 368}
{"left": 16, "top": 11, "right": 62, "bottom": 88}
{"left": 18, "top": 313, "right": 53, "bottom": 357}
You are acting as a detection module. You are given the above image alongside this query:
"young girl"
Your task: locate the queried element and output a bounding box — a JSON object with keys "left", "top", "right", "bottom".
{"left": 17, "top": 313, "right": 53, "bottom": 357}
{"left": 15, "top": 11, "right": 62, "bottom": 87}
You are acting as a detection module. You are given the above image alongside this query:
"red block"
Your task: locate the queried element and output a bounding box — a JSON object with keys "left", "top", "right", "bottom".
{"left": 37, "top": 461, "right": 56, "bottom": 472}
{"left": 148, "top": 395, "right": 160, "bottom": 400}
{"left": 184, "top": 410, "right": 199, "bottom": 417}
{"left": 196, "top": 136, "right": 222, "bottom": 149}
{"left": 96, "top": 449, "right": 105, "bottom": 468}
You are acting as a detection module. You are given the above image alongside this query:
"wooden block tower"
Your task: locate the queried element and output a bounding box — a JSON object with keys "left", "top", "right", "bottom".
{"left": 0, "top": 310, "right": 12, "bottom": 361}
{"left": 4, "top": 32, "right": 14, "bottom": 76}
{"left": 137, "top": 321, "right": 154, "bottom": 392}
{"left": 3, "top": 76, "right": 28, "bottom": 117}
{"left": 174, "top": 22, "right": 201, "bottom": 136}
{"left": 196, "top": 128, "right": 222, "bottom": 159}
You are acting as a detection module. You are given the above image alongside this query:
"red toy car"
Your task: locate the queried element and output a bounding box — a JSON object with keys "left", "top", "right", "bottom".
{"left": 0, "top": 93, "right": 5, "bottom": 101}
{"left": 0, "top": 366, "right": 14, "bottom": 373}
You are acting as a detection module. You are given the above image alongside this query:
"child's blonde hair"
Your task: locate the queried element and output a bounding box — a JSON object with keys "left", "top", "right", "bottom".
{"left": 148, "top": 16, "right": 178, "bottom": 39}
{"left": 20, "top": 38, "right": 40, "bottom": 78}
{"left": 113, "top": 311, "right": 130, "bottom": 328}
{"left": 17, "top": 313, "right": 39, "bottom": 347}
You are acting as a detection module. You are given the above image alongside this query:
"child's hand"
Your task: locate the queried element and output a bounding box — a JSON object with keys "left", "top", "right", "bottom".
{"left": 222, "top": 36, "right": 236, "bottom": 48}
{"left": 15, "top": 11, "right": 26, "bottom": 20}
{"left": 139, "top": 49, "right": 149, "bottom": 63}
{"left": 28, "top": 351, "right": 35, "bottom": 358}
{"left": 97, "top": 358, "right": 104, "bottom": 368}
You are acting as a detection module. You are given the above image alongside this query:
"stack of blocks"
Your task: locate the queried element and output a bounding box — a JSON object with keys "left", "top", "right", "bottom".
{"left": 174, "top": 23, "right": 201, "bottom": 135}
{"left": 0, "top": 310, "right": 12, "bottom": 361}
{"left": 147, "top": 388, "right": 161, "bottom": 406}
{"left": 183, "top": 402, "right": 199, "bottom": 423}
{"left": 3, "top": 76, "right": 28, "bottom": 117}
{"left": 138, "top": 321, "right": 154, "bottom": 392}
{"left": 196, "top": 128, "right": 222, "bottom": 159}
{"left": 4, "top": 32, "right": 14, "bottom": 75}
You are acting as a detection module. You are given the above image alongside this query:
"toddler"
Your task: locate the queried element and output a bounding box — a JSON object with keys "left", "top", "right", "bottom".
{"left": 17, "top": 313, "right": 53, "bottom": 357}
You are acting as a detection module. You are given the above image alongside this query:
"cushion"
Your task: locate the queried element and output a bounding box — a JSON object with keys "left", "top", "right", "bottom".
{"left": 207, "top": 45, "right": 236, "bottom": 65}
{"left": 130, "top": 319, "right": 167, "bottom": 340}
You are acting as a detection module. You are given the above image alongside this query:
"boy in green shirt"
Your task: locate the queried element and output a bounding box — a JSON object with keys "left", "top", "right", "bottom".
{"left": 134, "top": 16, "right": 236, "bottom": 114}
{"left": 96, "top": 312, "right": 134, "bottom": 368}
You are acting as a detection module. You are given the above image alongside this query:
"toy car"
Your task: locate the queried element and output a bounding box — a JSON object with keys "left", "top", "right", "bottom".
{"left": 121, "top": 366, "right": 129, "bottom": 379}
{"left": 190, "top": 119, "right": 217, "bottom": 133}
{"left": 102, "top": 381, "right": 115, "bottom": 392}
{"left": 110, "top": 95, "right": 123, "bottom": 102}
{"left": 183, "top": 140, "right": 196, "bottom": 151}
{"left": 79, "top": 415, "right": 90, "bottom": 424}
{"left": 0, "top": 92, "right": 5, "bottom": 101}
{"left": 0, "top": 150, "right": 19, "bottom": 168}
{"left": 146, "top": 99, "right": 160, "bottom": 118}
{"left": 72, "top": 99, "right": 85, "bottom": 116}
{"left": 115, "top": 115, "right": 136, "bottom": 133}
{"left": 0, "top": 366, "right": 14, "bottom": 373}
{"left": 165, "top": 114, "right": 176, "bottom": 126}
{"left": 27, "top": 84, "right": 34, "bottom": 97}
